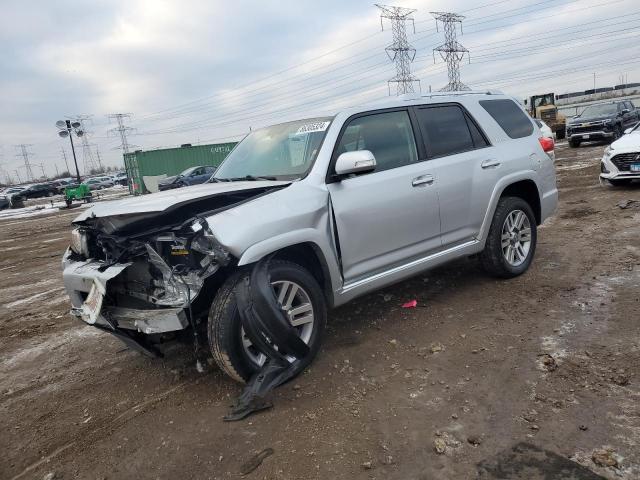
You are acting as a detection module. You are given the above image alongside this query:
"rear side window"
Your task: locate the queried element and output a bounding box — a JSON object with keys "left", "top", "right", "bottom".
{"left": 479, "top": 99, "right": 534, "bottom": 139}
{"left": 415, "top": 105, "right": 488, "bottom": 157}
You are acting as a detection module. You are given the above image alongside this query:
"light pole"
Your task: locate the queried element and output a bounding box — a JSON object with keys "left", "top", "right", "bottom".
{"left": 56, "top": 120, "right": 83, "bottom": 184}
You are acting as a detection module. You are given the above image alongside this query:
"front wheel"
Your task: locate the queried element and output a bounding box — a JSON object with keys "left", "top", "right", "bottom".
{"left": 208, "top": 260, "right": 327, "bottom": 383}
{"left": 480, "top": 197, "right": 537, "bottom": 278}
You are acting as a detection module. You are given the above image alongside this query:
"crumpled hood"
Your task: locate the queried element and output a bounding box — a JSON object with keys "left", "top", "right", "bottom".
{"left": 610, "top": 131, "right": 640, "bottom": 151}
{"left": 74, "top": 180, "right": 290, "bottom": 222}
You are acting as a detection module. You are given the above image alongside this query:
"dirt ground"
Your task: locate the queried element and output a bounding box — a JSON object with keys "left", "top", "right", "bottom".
{"left": 1, "top": 143, "right": 639, "bottom": 480}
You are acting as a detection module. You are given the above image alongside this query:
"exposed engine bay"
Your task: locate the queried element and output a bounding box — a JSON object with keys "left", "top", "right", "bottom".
{"left": 63, "top": 186, "right": 286, "bottom": 346}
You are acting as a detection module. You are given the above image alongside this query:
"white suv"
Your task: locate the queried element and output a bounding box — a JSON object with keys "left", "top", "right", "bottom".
{"left": 62, "top": 91, "right": 558, "bottom": 386}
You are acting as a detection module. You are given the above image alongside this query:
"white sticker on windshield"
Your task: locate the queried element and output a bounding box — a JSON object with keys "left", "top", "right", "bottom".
{"left": 295, "top": 121, "right": 330, "bottom": 135}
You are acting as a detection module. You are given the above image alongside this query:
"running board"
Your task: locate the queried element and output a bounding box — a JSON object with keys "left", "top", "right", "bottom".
{"left": 337, "top": 240, "right": 480, "bottom": 304}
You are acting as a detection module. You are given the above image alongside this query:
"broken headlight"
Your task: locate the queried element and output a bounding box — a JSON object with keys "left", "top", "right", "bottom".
{"left": 70, "top": 228, "right": 90, "bottom": 257}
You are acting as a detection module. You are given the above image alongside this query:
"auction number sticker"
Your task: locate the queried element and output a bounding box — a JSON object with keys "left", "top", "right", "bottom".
{"left": 295, "top": 121, "right": 330, "bottom": 135}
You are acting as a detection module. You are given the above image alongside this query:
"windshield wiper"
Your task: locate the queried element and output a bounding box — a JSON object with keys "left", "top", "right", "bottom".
{"left": 227, "top": 175, "right": 278, "bottom": 181}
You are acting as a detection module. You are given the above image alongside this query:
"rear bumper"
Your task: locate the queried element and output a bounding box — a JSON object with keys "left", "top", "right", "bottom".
{"left": 62, "top": 249, "right": 189, "bottom": 334}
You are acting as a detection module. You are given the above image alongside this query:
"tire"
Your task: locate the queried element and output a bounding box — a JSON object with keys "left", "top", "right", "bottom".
{"left": 612, "top": 125, "right": 623, "bottom": 142}
{"left": 208, "top": 260, "right": 327, "bottom": 383}
{"left": 569, "top": 139, "right": 581, "bottom": 148}
{"left": 480, "top": 197, "right": 538, "bottom": 279}
{"left": 608, "top": 178, "right": 632, "bottom": 187}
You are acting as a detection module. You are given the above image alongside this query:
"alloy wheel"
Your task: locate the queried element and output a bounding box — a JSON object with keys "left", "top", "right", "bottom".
{"left": 501, "top": 210, "right": 532, "bottom": 267}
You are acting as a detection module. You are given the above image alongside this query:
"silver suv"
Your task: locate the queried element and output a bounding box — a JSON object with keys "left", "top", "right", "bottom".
{"left": 62, "top": 91, "right": 557, "bottom": 383}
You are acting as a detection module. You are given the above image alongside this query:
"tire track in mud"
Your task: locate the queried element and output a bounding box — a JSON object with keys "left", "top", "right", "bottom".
{"left": 9, "top": 381, "right": 192, "bottom": 480}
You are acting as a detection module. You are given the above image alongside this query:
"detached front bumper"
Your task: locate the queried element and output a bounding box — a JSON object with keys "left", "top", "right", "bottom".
{"left": 62, "top": 248, "right": 189, "bottom": 335}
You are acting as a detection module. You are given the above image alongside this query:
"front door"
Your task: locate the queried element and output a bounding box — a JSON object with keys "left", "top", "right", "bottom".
{"left": 327, "top": 109, "right": 441, "bottom": 283}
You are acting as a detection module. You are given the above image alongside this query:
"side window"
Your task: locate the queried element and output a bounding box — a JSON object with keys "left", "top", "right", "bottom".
{"left": 415, "top": 105, "right": 487, "bottom": 157}
{"left": 335, "top": 110, "right": 418, "bottom": 173}
{"left": 479, "top": 99, "right": 534, "bottom": 139}
{"left": 467, "top": 113, "right": 489, "bottom": 149}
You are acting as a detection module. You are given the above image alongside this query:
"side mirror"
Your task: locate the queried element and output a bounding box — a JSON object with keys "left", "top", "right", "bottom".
{"left": 335, "top": 150, "right": 376, "bottom": 176}
{"left": 622, "top": 109, "right": 631, "bottom": 115}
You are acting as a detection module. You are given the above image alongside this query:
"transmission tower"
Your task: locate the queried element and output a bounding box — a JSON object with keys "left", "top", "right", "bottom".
{"left": 376, "top": 4, "right": 420, "bottom": 96}
{"left": 95, "top": 146, "right": 104, "bottom": 171}
{"left": 107, "top": 113, "right": 136, "bottom": 154}
{"left": 431, "top": 12, "right": 470, "bottom": 92}
{"left": 70, "top": 115, "right": 99, "bottom": 174}
{"left": 15, "top": 144, "right": 35, "bottom": 182}
{"left": 60, "top": 147, "right": 71, "bottom": 174}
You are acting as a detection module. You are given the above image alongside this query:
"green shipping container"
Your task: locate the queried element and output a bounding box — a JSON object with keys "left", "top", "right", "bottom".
{"left": 123, "top": 142, "right": 237, "bottom": 194}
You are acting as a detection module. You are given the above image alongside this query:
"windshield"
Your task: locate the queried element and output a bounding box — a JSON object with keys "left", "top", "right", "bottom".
{"left": 579, "top": 104, "right": 618, "bottom": 117}
{"left": 214, "top": 117, "right": 333, "bottom": 181}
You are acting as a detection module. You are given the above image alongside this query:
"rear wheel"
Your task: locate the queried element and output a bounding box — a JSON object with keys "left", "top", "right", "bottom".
{"left": 608, "top": 178, "right": 632, "bottom": 187}
{"left": 208, "top": 260, "right": 327, "bottom": 383}
{"left": 480, "top": 197, "right": 537, "bottom": 278}
{"left": 569, "top": 139, "right": 581, "bottom": 148}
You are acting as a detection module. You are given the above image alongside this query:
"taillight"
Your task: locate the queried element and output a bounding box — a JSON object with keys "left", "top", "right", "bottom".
{"left": 539, "top": 136, "right": 554, "bottom": 153}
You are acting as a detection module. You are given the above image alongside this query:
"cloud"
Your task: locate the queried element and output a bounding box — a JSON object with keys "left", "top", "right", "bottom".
{"left": 1, "top": 0, "right": 639, "bottom": 179}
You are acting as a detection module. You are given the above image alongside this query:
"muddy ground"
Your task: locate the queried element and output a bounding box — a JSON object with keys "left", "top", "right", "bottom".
{"left": 1, "top": 142, "right": 638, "bottom": 480}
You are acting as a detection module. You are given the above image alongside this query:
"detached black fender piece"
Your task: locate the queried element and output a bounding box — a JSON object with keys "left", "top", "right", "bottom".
{"left": 224, "top": 256, "right": 310, "bottom": 421}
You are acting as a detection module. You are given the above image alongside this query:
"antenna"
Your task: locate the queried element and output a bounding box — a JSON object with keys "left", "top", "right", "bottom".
{"left": 431, "top": 12, "right": 470, "bottom": 92}
{"left": 376, "top": 4, "right": 420, "bottom": 95}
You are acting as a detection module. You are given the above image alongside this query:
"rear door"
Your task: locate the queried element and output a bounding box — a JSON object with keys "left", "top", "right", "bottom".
{"left": 327, "top": 109, "right": 441, "bottom": 283}
{"left": 412, "top": 103, "right": 496, "bottom": 247}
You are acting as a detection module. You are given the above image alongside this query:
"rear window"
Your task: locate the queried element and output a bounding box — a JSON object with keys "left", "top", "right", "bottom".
{"left": 479, "top": 99, "right": 534, "bottom": 139}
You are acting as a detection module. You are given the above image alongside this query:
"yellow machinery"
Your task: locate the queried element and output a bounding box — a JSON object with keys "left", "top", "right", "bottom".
{"left": 525, "top": 93, "right": 566, "bottom": 140}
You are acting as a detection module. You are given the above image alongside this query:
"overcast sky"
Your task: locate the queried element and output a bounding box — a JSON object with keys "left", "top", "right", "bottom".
{"left": 1, "top": 0, "right": 639, "bottom": 181}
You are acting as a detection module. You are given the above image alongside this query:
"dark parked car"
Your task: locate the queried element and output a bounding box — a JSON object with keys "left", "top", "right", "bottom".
{"left": 158, "top": 166, "right": 216, "bottom": 191}
{"left": 19, "top": 183, "right": 58, "bottom": 199}
{"left": 566, "top": 100, "right": 639, "bottom": 148}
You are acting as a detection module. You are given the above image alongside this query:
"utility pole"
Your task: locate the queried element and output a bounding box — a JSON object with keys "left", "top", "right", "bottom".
{"left": 376, "top": 4, "right": 420, "bottom": 95}
{"left": 107, "top": 113, "right": 135, "bottom": 154}
{"left": 593, "top": 72, "right": 596, "bottom": 90}
{"left": 431, "top": 12, "right": 470, "bottom": 91}
{"left": 55, "top": 119, "right": 83, "bottom": 184}
{"left": 15, "top": 144, "right": 35, "bottom": 182}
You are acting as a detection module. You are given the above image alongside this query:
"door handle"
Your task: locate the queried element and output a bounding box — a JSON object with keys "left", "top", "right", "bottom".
{"left": 481, "top": 159, "right": 501, "bottom": 169}
{"left": 412, "top": 174, "right": 434, "bottom": 187}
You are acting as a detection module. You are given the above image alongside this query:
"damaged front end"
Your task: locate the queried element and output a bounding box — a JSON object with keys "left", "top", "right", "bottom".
{"left": 63, "top": 216, "right": 230, "bottom": 356}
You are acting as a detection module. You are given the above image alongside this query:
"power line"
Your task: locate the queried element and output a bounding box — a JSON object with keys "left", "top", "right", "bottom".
{"left": 431, "top": 12, "right": 470, "bottom": 91}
